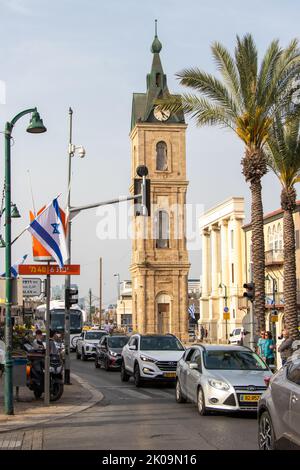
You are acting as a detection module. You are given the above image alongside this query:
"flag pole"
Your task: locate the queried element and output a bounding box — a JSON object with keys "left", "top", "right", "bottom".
{"left": 44, "top": 264, "right": 51, "bottom": 406}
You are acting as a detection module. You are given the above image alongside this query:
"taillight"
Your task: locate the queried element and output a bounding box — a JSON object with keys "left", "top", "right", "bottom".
{"left": 26, "top": 364, "right": 31, "bottom": 378}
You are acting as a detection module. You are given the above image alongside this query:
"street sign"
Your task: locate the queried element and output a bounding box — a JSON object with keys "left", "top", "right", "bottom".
{"left": 22, "top": 278, "right": 42, "bottom": 297}
{"left": 223, "top": 307, "right": 229, "bottom": 313}
{"left": 19, "top": 264, "right": 80, "bottom": 276}
{"left": 223, "top": 312, "right": 230, "bottom": 320}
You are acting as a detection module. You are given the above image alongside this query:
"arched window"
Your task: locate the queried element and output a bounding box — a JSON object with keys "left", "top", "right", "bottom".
{"left": 155, "top": 210, "right": 169, "bottom": 248}
{"left": 267, "top": 227, "right": 272, "bottom": 251}
{"left": 274, "top": 225, "right": 279, "bottom": 251}
{"left": 156, "top": 141, "right": 168, "bottom": 171}
{"left": 272, "top": 225, "right": 276, "bottom": 251}
{"left": 156, "top": 73, "right": 161, "bottom": 87}
{"left": 278, "top": 223, "right": 283, "bottom": 250}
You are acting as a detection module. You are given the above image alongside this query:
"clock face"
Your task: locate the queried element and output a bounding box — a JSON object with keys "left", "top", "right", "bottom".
{"left": 154, "top": 106, "right": 170, "bottom": 121}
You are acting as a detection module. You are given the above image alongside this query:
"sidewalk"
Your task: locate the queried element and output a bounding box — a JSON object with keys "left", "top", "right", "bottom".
{"left": 0, "top": 373, "right": 103, "bottom": 436}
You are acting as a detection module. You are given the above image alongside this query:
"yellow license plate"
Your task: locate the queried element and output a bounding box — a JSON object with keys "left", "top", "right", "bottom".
{"left": 164, "top": 372, "right": 176, "bottom": 378}
{"left": 240, "top": 394, "right": 260, "bottom": 402}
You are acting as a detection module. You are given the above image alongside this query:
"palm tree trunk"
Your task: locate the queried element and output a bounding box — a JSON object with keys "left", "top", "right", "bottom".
{"left": 250, "top": 179, "right": 266, "bottom": 333}
{"left": 282, "top": 188, "right": 299, "bottom": 339}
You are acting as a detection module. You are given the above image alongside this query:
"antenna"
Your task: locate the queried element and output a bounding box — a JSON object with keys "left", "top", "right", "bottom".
{"left": 27, "top": 169, "right": 36, "bottom": 216}
{"left": 155, "top": 19, "right": 158, "bottom": 36}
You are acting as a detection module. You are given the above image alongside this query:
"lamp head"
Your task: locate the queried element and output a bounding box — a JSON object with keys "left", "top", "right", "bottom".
{"left": 11, "top": 204, "right": 21, "bottom": 218}
{"left": 26, "top": 109, "right": 47, "bottom": 134}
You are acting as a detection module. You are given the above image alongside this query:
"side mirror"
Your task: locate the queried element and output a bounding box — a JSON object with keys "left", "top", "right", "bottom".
{"left": 189, "top": 362, "right": 199, "bottom": 371}
{"left": 229, "top": 334, "right": 233, "bottom": 337}
{"left": 129, "top": 345, "right": 137, "bottom": 351}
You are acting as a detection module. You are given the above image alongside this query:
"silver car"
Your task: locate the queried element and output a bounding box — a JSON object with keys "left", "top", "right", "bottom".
{"left": 258, "top": 354, "right": 300, "bottom": 450}
{"left": 176, "top": 344, "right": 273, "bottom": 415}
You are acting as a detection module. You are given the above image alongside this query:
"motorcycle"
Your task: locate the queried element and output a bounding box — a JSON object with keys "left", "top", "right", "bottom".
{"left": 24, "top": 343, "right": 64, "bottom": 401}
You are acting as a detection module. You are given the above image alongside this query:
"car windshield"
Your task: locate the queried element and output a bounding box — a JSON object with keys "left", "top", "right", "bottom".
{"left": 203, "top": 350, "right": 268, "bottom": 370}
{"left": 85, "top": 331, "right": 105, "bottom": 340}
{"left": 108, "top": 337, "right": 128, "bottom": 348}
{"left": 140, "top": 336, "right": 184, "bottom": 351}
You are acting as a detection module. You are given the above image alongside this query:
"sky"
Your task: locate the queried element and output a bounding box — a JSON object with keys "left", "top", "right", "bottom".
{"left": 0, "top": 0, "right": 298, "bottom": 308}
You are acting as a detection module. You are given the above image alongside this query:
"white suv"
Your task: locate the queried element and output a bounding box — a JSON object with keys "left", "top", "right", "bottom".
{"left": 121, "top": 334, "right": 185, "bottom": 387}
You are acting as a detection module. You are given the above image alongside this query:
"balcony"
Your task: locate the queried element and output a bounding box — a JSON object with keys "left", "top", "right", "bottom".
{"left": 265, "top": 249, "right": 284, "bottom": 266}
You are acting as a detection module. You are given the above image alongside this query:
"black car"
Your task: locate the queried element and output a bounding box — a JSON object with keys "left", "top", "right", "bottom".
{"left": 95, "top": 335, "right": 129, "bottom": 370}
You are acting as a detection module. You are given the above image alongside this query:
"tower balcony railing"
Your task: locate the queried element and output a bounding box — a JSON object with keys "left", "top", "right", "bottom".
{"left": 265, "top": 249, "right": 284, "bottom": 266}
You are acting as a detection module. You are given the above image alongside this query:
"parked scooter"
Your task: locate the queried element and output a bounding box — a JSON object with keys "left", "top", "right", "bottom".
{"left": 24, "top": 343, "right": 64, "bottom": 401}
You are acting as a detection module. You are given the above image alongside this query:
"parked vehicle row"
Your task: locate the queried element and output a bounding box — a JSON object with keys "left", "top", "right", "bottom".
{"left": 75, "top": 330, "right": 300, "bottom": 450}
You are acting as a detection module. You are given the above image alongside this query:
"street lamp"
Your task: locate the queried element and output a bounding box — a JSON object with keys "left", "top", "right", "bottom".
{"left": 219, "top": 283, "right": 228, "bottom": 341}
{"left": 4, "top": 107, "right": 46, "bottom": 415}
{"left": 64, "top": 107, "right": 86, "bottom": 385}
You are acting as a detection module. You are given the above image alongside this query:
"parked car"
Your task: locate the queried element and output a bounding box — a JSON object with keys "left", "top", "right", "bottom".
{"left": 121, "top": 334, "right": 185, "bottom": 387}
{"left": 175, "top": 344, "right": 272, "bottom": 415}
{"left": 76, "top": 329, "right": 106, "bottom": 361}
{"left": 95, "top": 335, "right": 129, "bottom": 370}
{"left": 258, "top": 355, "right": 300, "bottom": 450}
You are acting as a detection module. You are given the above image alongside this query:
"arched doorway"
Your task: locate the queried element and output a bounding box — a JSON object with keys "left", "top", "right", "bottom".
{"left": 156, "top": 293, "right": 171, "bottom": 334}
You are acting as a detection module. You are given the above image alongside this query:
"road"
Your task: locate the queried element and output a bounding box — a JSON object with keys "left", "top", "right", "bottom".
{"left": 36, "top": 354, "right": 259, "bottom": 450}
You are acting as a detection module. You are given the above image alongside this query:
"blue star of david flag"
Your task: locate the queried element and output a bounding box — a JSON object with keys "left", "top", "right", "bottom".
{"left": 27, "top": 198, "right": 68, "bottom": 268}
{"left": 188, "top": 303, "right": 196, "bottom": 320}
{"left": 1, "top": 254, "right": 28, "bottom": 278}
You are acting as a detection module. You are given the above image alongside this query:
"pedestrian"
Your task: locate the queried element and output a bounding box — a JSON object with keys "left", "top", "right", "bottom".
{"left": 32, "top": 329, "right": 45, "bottom": 352}
{"left": 278, "top": 329, "right": 293, "bottom": 366}
{"left": 263, "top": 331, "right": 275, "bottom": 366}
{"left": 200, "top": 325, "right": 205, "bottom": 341}
{"left": 49, "top": 329, "right": 59, "bottom": 355}
{"left": 205, "top": 328, "right": 208, "bottom": 339}
{"left": 257, "top": 330, "right": 266, "bottom": 358}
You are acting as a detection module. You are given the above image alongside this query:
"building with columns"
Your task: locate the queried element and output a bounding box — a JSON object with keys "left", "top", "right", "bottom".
{"left": 129, "top": 28, "right": 190, "bottom": 340}
{"left": 199, "top": 197, "right": 246, "bottom": 342}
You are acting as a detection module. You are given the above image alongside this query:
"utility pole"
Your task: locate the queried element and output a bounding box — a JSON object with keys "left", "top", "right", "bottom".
{"left": 99, "top": 257, "right": 102, "bottom": 327}
{"left": 89, "top": 288, "right": 92, "bottom": 323}
{"left": 44, "top": 271, "right": 51, "bottom": 405}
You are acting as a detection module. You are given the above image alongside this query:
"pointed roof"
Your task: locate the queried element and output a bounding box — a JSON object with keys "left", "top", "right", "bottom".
{"left": 131, "top": 22, "right": 185, "bottom": 131}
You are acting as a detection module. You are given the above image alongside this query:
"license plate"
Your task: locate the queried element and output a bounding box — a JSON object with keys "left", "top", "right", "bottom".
{"left": 164, "top": 372, "right": 176, "bottom": 378}
{"left": 240, "top": 394, "right": 260, "bottom": 402}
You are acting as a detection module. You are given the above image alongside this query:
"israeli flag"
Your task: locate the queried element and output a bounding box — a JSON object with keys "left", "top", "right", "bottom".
{"left": 188, "top": 303, "right": 196, "bottom": 320}
{"left": 1, "top": 254, "right": 28, "bottom": 278}
{"left": 28, "top": 198, "right": 68, "bottom": 268}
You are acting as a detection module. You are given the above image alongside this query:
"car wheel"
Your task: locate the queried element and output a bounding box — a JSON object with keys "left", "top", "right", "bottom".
{"left": 197, "top": 387, "right": 207, "bottom": 416}
{"left": 81, "top": 349, "right": 88, "bottom": 361}
{"left": 76, "top": 348, "right": 81, "bottom": 360}
{"left": 175, "top": 379, "right": 186, "bottom": 403}
{"left": 120, "top": 361, "right": 130, "bottom": 382}
{"left": 134, "top": 362, "right": 142, "bottom": 387}
{"left": 258, "top": 411, "right": 276, "bottom": 450}
{"left": 95, "top": 356, "right": 100, "bottom": 368}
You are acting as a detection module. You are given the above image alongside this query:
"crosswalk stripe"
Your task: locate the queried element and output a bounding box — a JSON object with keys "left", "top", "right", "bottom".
{"left": 118, "top": 388, "right": 150, "bottom": 400}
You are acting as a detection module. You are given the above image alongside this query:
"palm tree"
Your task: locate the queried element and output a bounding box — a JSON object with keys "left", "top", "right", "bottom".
{"left": 265, "top": 115, "right": 300, "bottom": 339}
{"left": 158, "top": 35, "right": 300, "bottom": 332}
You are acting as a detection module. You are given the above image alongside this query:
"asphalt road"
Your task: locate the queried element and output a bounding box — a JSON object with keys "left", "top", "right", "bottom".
{"left": 38, "top": 353, "right": 259, "bottom": 450}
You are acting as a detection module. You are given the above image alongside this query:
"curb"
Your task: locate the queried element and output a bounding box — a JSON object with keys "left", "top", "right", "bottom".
{"left": 0, "top": 373, "right": 104, "bottom": 434}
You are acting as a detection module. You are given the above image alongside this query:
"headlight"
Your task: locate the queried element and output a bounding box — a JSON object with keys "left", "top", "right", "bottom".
{"left": 109, "top": 350, "right": 118, "bottom": 357}
{"left": 140, "top": 355, "right": 156, "bottom": 363}
{"left": 208, "top": 378, "right": 230, "bottom": 391}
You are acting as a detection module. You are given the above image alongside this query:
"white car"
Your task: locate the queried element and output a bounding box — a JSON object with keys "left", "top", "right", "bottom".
{"left": 121, "top": 333, "right": 185, "bottom": 387}
{"left": 229, "top": 328, "right": 245, "bottom": 345}
{"left": 76, "top": 329, "right": 106, "bottom": 361}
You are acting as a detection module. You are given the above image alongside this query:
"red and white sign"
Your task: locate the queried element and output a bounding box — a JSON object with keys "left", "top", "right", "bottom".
{"left": 19, "top": 264, "right": 80, "bottom": 276}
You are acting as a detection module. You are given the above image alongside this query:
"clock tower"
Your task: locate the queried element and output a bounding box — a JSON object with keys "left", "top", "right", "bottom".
{"left": 130, "top": 25, "right": 190, "bottom": 340}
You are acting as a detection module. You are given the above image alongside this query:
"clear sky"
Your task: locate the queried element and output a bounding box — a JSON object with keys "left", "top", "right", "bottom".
{"left": 0, "top": 0, "right": 298, "bottom": 307}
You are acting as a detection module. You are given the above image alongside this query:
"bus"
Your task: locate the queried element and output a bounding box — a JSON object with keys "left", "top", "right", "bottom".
{"left": 35, "top": 300, "right": 85, "bottom": 350}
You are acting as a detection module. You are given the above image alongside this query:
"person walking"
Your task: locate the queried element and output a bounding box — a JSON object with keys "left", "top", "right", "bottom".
{"left": 257, "top": 330, "right": 266, "bottom": 358}
{"left": 263, "top": 331, "right": 275, "bottom": 366}
{"left": 200, "top": 325, "right": 205, "bottom": 342}
{"left": 278, "top": 329, "right": 293, "bottom": 366}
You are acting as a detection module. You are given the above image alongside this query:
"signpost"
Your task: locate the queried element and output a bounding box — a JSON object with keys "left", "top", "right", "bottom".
{"left": 22, "top": 278, "right": 42, "bottom": 297}
{"left": 223, "top": 307, "right": 230, "bottom": 341}
{"left": 19, "top": 264, "right": 80, "bottom": 276}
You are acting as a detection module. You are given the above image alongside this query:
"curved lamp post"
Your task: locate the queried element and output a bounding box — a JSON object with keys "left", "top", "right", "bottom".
{"left": 4, "top": 108, "right": 46, "bottom": 415}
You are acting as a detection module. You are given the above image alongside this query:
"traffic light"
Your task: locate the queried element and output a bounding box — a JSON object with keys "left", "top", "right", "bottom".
{"left": 243, "top": 282, "right": 255, "bottom": 302}
{"left": 134, "top": 168, "right": 151, "bottom": 216}
{"left": 65, "top": 287, "right": 78, "bottom": 310}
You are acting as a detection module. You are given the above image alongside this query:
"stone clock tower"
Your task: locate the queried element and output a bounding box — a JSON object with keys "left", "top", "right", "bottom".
{"left": 130, "top": 27, "right": 190, "bottom": 340}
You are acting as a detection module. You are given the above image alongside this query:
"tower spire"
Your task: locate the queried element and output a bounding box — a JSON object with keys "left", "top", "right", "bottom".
{"left": 151, "top": 19, "right": 162, "bottom": 53}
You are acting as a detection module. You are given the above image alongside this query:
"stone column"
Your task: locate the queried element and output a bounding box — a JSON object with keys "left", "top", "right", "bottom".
{"left": 201, "top": 229, "right": 211, "bottom": 297}
{"left": 210, "top": 225, "right": 220, "bottom": 297}
{"left": 219, "top": 219, "right": 229, "bottom": 287}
